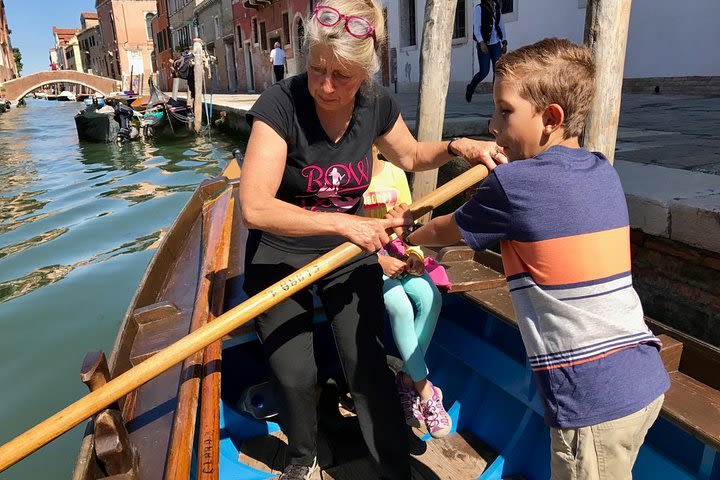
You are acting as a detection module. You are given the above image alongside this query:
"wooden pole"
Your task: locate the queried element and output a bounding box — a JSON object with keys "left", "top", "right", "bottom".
{"left": 197, "top": 197, "right": 234, "bottom": 480}
{"left": 198, "top": 153, "right": 242, "bottom": 480}
{"left": 193, "top": 38, "right": 204, "bottom": 133}
{"left": 0, "top": 163, "right": 489, "bottom": 472}
{"left": 164, "top": 189, "right": 234, "bottom": 480}
{"left": 581, "top": 0, "right": 633, "bottom": 164}
{"left": 411, "top": 0, "right": 458, "bottom": 221}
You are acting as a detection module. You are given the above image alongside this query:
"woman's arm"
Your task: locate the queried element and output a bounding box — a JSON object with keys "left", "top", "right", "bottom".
{"left": 239, "top": 120, "right": 406, "bottom": 251}
{"left": 374, "top": 114, "right": 507, "bottom": 173}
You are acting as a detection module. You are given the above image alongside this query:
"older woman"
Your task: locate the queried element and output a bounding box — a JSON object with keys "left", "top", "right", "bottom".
{"left": 239, "top": 0, "right": 505, "bottom": 478}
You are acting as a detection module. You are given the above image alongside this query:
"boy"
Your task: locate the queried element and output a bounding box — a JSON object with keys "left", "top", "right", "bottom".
{"left": 390, "top": 38, "right": 670, "bottom": 479}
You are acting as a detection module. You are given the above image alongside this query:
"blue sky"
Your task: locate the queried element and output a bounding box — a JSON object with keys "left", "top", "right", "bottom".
{"left": 4, "top": 0, "right": 97, "bottom": 74}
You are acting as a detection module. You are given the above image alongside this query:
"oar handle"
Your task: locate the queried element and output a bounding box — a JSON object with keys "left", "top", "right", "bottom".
{"left": 0, "top": 163, "right": 489, "bottom": 472}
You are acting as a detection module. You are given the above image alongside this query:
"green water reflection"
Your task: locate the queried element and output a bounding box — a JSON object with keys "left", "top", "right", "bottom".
{"left": 0, "top": 99, "right": 245, "bottom": 479}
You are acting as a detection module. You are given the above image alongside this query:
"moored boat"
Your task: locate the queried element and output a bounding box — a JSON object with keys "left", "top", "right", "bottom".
{"left": 66, "top": 159, "right": 720, "bottom": 479}
{"left": 141, "top": 79, "right": 194, "bottom": 140}
{"left": 58, "top": 91, "right": 77, "bottom": 101}
{"left": 74, "top": 106, "right": 120, "bottom": 143}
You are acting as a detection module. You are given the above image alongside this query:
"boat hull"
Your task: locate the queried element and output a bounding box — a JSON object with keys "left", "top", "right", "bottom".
{"left": 70, "top": 164, "right": 720, "bottom": 479}
{"left": 217, "top": 293, "right": 720, "bottom": 479}
{"left": 74, "top": 109, "right": 120, "bottom": 143}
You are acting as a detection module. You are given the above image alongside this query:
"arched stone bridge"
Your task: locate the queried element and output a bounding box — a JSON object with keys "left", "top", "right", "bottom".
{"left": 0, "top": 70, "right": 121, "bottom": 104}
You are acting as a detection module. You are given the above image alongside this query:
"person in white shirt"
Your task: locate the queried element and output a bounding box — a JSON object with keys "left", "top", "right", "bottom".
{"left": 466, "top": 0, "right": 507, "bottom": 103}
{"left": 269, "top": 42, "right": 288, "bottom": 82}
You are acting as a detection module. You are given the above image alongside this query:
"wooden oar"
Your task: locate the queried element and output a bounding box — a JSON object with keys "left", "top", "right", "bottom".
{"left": 167, "top": 152, "right": 243, "bottom": 478}
{"left": 197, "top": 153, "right": 242, "bottom": 480}
{"left": 0, "top": 163, "right": 489, "bottom": 472}
{"left": 164, "top": 188, "right": 235, "bottom": 479}
{"left": 197, "top": 188, "right": 236, "bottom": 480}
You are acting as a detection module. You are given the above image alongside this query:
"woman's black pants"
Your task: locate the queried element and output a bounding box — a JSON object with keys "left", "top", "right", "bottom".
{"left": 244, "top": 244, "right": 411, "bottom": 480}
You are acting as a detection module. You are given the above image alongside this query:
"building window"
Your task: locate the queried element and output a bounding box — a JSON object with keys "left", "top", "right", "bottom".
{"left": 501, "top": 0, "right": 517, "bottom": 22}
{"left": 452, "top": 0, "right": 466, "bottom": 39}
{"left": 236, "top": 25, "right": 243, "bottom": 45}
{"left": 252, "top": 18, "right": 258, "bottom": 44}
{"left": 399, "top": 0, "right": 416, "bottom": 48}
{"left": 259, "top": 21, "right": 268, "bottom": 50}
{"left": 295, "top": 17, "right": 305, "bottom": 52}
{"left": 282, "top": 12, "right": 290, "bottom": 46}
{"left": 214, "top": 16, "right": 220, "bottom": 39}
{"left": 145, "top": 13, "right": 155, "bottom": 41}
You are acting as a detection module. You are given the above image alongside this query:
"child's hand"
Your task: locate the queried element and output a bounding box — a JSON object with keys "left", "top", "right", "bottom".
{"left": 378, "top": 254, "right": 407, "bottom": 279}
{"left": 405, "top": 255, "right": 424, "bottom": 276}
{"left": 385, "top": 203, "right": 414, "bottom": 238}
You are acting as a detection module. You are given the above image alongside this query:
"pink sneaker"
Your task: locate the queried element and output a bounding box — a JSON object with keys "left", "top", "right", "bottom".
{"left": 395, "top": 372, "right": 422, "bottom": 428}
{"left": 420, "top": 384, "right": 452, "bottom": 438}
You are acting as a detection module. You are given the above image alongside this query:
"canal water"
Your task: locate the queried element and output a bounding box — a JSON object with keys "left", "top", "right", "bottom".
{"left": 0, "top": 99, "right": 244, "bottom": 479}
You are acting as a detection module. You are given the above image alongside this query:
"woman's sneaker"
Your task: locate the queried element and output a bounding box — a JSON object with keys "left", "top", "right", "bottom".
{"left": 395, "top": 372, "right": 422, "bottom": 428}
{"left": 278, "top": 457, "right": 318, "bottom": 480}
{"left": 420, "top": 385, "right": 452, "bottom": 438}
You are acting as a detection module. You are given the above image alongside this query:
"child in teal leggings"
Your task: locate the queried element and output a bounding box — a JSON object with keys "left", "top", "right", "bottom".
{"left": 363, "top": 147, "right": 451, "bottom": 438}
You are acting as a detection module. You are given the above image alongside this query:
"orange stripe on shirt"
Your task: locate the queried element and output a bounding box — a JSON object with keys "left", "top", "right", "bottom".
{"left": 501, "top": 226, "right": 631, "bottom": 285}
{"left": 531, "top": 345, "right": 636, "bottom": 371}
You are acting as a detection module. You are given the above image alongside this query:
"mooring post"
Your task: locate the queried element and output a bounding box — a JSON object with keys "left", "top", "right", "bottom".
{"left": 193, "top": 38, "right": 205, "bottom": 133}
{"left": 410, "top": 0, "right": 457, "bottom": 222}
{"left": 581, "top": 0, "right": 633, "bottom": 164}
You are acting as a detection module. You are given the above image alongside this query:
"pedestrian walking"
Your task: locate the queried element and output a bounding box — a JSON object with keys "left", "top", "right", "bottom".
{"left": 270, "top": 42, "right": 287, "bottom": 83}
{"left": 466, "top": 0, "right": 507, "bottom": 103}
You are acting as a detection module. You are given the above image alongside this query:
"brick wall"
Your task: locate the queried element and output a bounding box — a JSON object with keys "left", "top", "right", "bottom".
{"left": 631, "top": 229, "right": 720, "bottom": 347}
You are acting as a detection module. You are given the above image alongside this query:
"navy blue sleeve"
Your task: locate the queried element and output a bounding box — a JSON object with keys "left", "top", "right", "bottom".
{"left": 453, "top": 171, "right": 514, "bottom": 251}
{"left": 246, "top": 83, "right": 292, "bottom": 141}
{"left": 377, "top": 86, "right": 401, "bottom": 136}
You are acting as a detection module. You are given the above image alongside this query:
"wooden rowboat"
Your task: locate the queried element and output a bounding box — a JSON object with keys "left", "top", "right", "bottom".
{"left": 70, "top": 156, "right": 720, "bottom": 479}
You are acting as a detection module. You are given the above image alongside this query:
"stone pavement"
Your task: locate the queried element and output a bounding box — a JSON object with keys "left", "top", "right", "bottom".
{"left": 206, "top": 90, "right": 720, "bottom": 254}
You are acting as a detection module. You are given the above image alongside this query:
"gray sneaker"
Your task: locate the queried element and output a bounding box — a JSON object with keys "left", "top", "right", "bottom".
{"left": 278, "top": 457, "right": 318, "bottom": 480}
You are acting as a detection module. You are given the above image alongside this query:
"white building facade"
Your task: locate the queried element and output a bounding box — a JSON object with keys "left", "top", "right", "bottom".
{"left": 384, "top": 0, "right": 720, "bottom": 94}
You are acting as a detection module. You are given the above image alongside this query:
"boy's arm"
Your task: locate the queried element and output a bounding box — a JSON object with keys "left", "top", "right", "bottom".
{"left": 406, "top": 214, "right": 462, "bottom": 248}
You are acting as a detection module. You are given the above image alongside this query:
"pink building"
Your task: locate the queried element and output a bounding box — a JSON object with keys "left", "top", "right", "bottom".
{"left": 0, "top": 0, "right": 17, "bottom": 82}
{"left": 232, "top": 0, "right": 309, "bottom": 92}
{"left": 150, "top": 0, "right": 173, "bottom": 91}
{"left": 96, "top": 0, "right": 157, "bottom": 92}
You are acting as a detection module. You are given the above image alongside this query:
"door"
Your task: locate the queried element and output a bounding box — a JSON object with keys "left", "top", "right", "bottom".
{"left": 244, "top": 41, "right": 254, "bottom": 92}
{"left": 225, "top": 42, "right": 238, "bottom": 92}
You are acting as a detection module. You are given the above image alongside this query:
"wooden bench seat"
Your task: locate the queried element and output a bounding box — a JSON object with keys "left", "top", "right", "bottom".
{"left": 657, "top": 333, "right": 720, "bottom": 452}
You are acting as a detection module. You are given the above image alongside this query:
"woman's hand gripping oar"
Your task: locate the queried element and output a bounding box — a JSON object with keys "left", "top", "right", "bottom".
{"left": 0, "top": 163, "right": 490, "bottom": 472}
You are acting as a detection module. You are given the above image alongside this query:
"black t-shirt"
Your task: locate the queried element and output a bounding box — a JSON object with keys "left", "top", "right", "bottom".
{"left": 246, "top": 72, "right": 401, "bottom": 253}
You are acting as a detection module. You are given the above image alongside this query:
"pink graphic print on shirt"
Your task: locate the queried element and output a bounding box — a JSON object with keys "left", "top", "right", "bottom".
{"left": 300, "top": 156, "right": 371, "bottom": 211}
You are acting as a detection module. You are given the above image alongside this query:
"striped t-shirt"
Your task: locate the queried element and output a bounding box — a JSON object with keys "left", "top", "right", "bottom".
{"left": 454, "top": 145, "right": 669, "bottom": 428}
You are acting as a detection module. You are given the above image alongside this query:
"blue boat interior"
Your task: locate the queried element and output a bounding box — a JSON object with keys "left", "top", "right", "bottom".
{"left": 203, "top": 292, "right": 720, "bottom": 479}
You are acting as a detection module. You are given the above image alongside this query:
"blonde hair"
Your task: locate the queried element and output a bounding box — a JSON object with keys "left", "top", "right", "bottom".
{"left": 495, "top": 38, "right": 596, "bottom": 138}
{"left": 304, "top": 0, "right": 386, "bottom": 80}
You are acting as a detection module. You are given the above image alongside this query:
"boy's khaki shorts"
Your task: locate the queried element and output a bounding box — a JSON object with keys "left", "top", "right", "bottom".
{"left": 549, "top": 394, "right": 664, "bottom": 480}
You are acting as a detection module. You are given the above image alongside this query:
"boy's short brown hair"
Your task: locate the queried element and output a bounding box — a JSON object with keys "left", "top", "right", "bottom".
{"left": 495, "top": 38, "right": 596, "bottom": 138}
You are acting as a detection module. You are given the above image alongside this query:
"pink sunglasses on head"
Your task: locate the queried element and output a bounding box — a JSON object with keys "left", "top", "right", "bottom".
{"left": 313, "top": 5, "right": 377, "bottom": 49}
